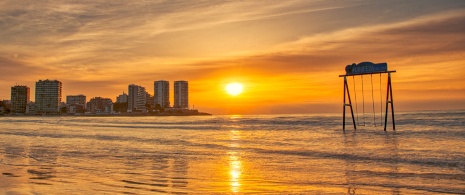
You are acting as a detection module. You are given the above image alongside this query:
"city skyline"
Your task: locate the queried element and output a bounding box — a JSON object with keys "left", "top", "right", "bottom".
{"left": 3, "top": 79, "right": 191, "bottom": 109}
{"left": 1, "top": 1, "right": 464, "bottom": 114}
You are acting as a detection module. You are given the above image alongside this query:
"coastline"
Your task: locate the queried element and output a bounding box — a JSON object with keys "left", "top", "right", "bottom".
{"left": 0, "top": 112, "right": 212, "bottom": 117}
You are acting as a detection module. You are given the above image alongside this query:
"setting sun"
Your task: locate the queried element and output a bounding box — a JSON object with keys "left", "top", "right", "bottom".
{"left": 226, "top": 83, "right": 243, "bottom": 96}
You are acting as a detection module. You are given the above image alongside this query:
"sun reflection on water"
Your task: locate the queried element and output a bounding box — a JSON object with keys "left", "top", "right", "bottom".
{"left": 229, "top": 130, "right": 242, "bottom": 193}
{"left": 229, "top": 154, "right": 241, "bottom": 192}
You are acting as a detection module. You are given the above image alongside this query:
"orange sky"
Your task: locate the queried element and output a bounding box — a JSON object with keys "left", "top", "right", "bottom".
{"left": 0, "top": 1, "right": 464, "bottom": 114}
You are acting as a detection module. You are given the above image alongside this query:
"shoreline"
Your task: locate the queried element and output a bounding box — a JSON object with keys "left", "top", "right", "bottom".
{"left": 0, "top": 112, "right": 212, "bottom": 117}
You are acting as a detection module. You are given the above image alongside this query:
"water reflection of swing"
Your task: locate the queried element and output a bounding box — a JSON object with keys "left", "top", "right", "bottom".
{"left": 342, "top": 130, "right": 401, "bottom": 194}
{"left": 340, "top": 62, "right": 396, "bottom": 131}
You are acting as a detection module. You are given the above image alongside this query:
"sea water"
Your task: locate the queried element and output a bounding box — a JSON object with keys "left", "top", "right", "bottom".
{"left": 0, "top": 111, "right": 464, "bottom": 194}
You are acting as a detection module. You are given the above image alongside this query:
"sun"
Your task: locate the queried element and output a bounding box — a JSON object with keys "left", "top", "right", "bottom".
{"left": 226, "top": 83, "right": 243, "bottom": 96}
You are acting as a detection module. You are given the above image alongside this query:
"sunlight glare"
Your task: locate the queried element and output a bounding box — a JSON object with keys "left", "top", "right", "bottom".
{"left": 226, "top": 83, "right": 243, "bottom": 96}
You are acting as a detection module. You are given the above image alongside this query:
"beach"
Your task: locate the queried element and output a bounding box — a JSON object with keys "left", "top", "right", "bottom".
{"left": 1, "top": 111, "right": 464, "bottom": 194}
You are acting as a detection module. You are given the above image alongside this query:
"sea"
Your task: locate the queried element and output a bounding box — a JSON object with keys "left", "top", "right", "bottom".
{"left": 0, "top": 111, "right": 464, "bottom": 194}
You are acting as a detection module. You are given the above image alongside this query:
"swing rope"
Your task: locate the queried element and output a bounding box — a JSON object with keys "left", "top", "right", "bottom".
{"left": 379, "top": 74, "right": 383, "bottom": 126}
{"left": 344, "top": 72, "right": 393, "bottom": 128}
{"left": 361, "top": 75, "right": 366, "bottom": 126}
{"left": 371, "top": 74, "right": 376, "bottom": 126}
{"left": 352, "top": 76, "right": 360, "bottom": 125}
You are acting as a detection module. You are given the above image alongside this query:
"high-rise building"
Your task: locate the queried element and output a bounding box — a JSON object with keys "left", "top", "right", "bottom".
{"left": 128, "top": 84, "right": 139, "bottom": 112}
{"left": 35, "top": 79, "right": 62, "bottom": 113}
{"left": 67, "top": 95, "right": 86, "bottom": 106}
{"left": 116, "top": 92, "right": 128, "bottom": 103}
{"left": 174, "top": 81, "right": 188, "bottom": 109}
{"left": 136, "top": 87, "right": 147, "bottom": 111}
{"left": 128, "top": 84, "right": 147, "bottom": 112}
{"left": 11, "top": 85, "right": 30, "bottom": 113}
{"left": 154, "top": 80, "right": 170, "bottom": 108}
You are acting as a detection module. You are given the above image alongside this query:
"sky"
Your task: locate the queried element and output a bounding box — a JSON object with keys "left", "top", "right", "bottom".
{"left": 1, "top": 0, "right": 464, "bottom": 114}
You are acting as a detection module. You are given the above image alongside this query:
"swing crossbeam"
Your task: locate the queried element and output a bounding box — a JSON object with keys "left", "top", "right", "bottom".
{"left": 339, "top": 70, "right": 396, "bottom": 131}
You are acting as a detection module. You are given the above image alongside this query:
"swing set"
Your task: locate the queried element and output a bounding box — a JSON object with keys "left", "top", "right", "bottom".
{"left": 339, "top": 62, "right": 396, "bottom": 131}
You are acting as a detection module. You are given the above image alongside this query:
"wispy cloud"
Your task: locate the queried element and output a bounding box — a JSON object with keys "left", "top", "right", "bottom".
{"left": 0, "top": 0, "right": 464, "bottom": 113}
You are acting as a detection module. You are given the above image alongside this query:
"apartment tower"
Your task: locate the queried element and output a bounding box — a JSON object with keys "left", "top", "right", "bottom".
{"left": 35, "top": 79, "right": 62, "bottom": 113}
{"left": 154, "top": 80, "right": 170, "bottom": 108}
{"left": 11, "top": 85, "right": 30, "bottom": 113}
{"left": 136, "top": 87, "right": 147, "bottom": 111}
{"left": 128, "top": 84, "right": 139, "bottom": 112}
{"left": 128, "top": 84, "right": 148, "bottom": 112}
{"left": 174, "top": 81, "right": 188, "bottom": 109}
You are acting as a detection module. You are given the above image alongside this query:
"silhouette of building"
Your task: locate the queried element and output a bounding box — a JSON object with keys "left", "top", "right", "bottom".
{"left": 86, "top": 97, "right": 113, "bottom": 114}
{"left": 11, "top": 85, "right": 30, "bottom": 113}
{"left": 35, "top": 80, "right": 62, "bottom": 113}
{"left": 174, "top": 81, "right": 188, "bottom": 109}
{"left": 116, "top": 92, "right": 128, "bottom": 103}
{"left": 154, "top": 80, "right": 170, "bottom": 108}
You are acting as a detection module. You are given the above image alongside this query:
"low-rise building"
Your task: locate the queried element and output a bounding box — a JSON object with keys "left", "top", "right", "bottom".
{"left": 86, "top": 97, "right": 113, "bottom": 114}
{"left": 26, "top": 102, "right": 35, "bottom": 114}
{"left": 116, "top": 92, "right": 128, "bottom": 103}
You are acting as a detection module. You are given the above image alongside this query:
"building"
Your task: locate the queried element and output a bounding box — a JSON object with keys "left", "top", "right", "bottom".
{"left": 65, "top": 95, "right": 86, "bottom": 114}
{"left": 35, "top": 79, "right": 62, "bottom": 113}
{"left": 0, "top": 100, "right": 11, "bottom": 114}
{"left": 86, "top": 97, "right": 113, "bottom": 114}
{"left": 136, "top": 87, "right": 147, "bottom": 112}
{"left": 128, "top": 84, "right": 139, "bottom": 112}
{"left": 128, "top": 84, "right": 147, "bottom": 112}
{"left": 66, "top": 95, "right": 86, "bottom": 106}
{"left": 154, "top": 80, "right": 170, "bottom": 108}
{"left": 174, "top": 81, "right": 188, "bottom": 109}
{"left": 67, "top": 104, "right": 85, "bottom": 114}
{"left": 116, "top": 92, "right": 128, "bottom": 103}
{"left": 146, "top": 92, "right": 154, "bottom": 109}
{"left": 10, "top": 85, "right": 30, "bottom": 113}
{"left": 26, "top": 102, "right": 35, "bottom": 114}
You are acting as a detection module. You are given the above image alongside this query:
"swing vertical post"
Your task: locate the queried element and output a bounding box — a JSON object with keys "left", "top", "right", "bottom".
{"left": 384, "top": 72, "right": 396, "bottom": 131}
{"left": 389, "top": 73, "right": 396, "bottom": 130}
{"left": 343, "top": 76, "right": 346, "bottom": 131}
{"left": 343, "top": 76, "right": 356, "bottom": 131}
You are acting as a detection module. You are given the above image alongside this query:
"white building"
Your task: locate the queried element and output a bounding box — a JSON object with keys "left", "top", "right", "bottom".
{"left": 174, "top": 81, "right": 188, "bottom": 109}
{"left": 154, "top": 80, "right": 170, "bottom": 108}
{"left": 35, "top": 79, "right": 62, "bottom": 113}
{"left": 128, "top": 84, "right": 147, "bottom": 112}
{"left": 136, "top": 87, "right": 147, "bottom": 112}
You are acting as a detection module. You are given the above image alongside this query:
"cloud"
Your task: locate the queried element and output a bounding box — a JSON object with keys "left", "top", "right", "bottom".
{"left": 157, "top": 10, "right": 465, "bottom": 78}
{"left": 0, "top": 55, "right": 51, "bottom": 81}
{"left": 0, "top": 1, "right": 464, "bottom": 113}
